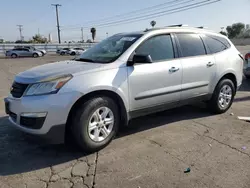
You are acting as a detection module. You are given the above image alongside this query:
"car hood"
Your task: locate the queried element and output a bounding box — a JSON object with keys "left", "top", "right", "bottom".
{"left": 15, "top": 60, "right": 106, "bottom": 84}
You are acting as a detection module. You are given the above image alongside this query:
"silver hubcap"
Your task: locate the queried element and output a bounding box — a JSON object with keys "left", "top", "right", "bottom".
{"left": 88, "top": 107, "right": 114, "bottom": 142}
{"left": 218, "top": 85, "right": 232, "bottom": 108}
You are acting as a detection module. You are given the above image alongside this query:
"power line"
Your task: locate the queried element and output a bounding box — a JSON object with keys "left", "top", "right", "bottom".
{"left": 62, "top": 0, "right": 220, "bottom": 31}
{"left": 51, "top": 4, "right": 62, "bottom": 43}
{"left": 17, "top": 25, "right": 23, "bottom": 40}
{"left": 62, "top": 0, "right": 188, "bottom": 29}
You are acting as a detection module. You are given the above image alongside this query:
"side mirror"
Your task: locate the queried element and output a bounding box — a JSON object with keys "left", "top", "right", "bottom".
{"left": 128, "top": 54, "right": 152, "bottom": 66}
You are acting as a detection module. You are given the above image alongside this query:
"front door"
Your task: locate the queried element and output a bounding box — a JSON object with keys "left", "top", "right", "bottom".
{"left": 127, "top": 34, "right": 182, "bottom": 111}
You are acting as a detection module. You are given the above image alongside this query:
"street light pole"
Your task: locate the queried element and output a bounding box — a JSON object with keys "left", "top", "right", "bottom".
{"left": 81, "top": 27, "right": 84, "bottom": 42}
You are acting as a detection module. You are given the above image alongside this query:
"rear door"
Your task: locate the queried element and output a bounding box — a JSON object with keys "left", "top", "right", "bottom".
{"left": 175, "top": 33, "right": 216, "bottom": 100}
{"left": 17, "top": 49, "right": 27, "bottom": 57}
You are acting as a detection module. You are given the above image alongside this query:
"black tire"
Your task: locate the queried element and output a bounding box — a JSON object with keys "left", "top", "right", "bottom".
{"left": 245, "top": 74, "right": 250, "bottom": 79}
{"left": 11, "top": 53, "right": 17, "bottom": 58}
{"left": 208, "top": 79, "right": 235, "bottom": 114}
{"left": 72, "top": 97, "right": 120, "bottom": 152}
{"left": 41, "top": 52, "right": 45, "bottom": 56}
{"left": 33, "top": 53, "right": 39, "bottom": 58}
{"left": 60, "top": 52, "right": 65, "bottom": 55}
{"left": 71, "top": 52, "right": 76, "bottom": 56}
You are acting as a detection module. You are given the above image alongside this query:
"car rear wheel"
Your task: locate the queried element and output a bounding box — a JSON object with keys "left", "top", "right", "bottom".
{"left": 11, "top": 54, "right": 17, "bottom": 58}
{"left": 70, "top": 52, "right": 76, "bottom": 56}
{"left": 72, "top": 97, "right": 119, "bottom": 152}
{"left": 208, "top": 79, "right": 235, "bottom": 114}
{"left": 33, "top": 53, "right": 39, "bottom": 58}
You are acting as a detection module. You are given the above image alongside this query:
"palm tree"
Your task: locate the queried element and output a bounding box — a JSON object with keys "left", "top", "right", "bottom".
{"left": 150, "top": 20, "right": 156, "bottom": 28}
{"left": 90, "top": 27, "right": 96, "bottom": 42}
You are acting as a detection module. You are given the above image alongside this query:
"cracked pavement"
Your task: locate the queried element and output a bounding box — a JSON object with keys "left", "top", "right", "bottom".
{"left": 1, "top": 49, "right": 250, "bottom": 188}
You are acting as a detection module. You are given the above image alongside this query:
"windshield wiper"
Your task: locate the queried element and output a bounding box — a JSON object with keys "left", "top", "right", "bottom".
{"left": 75, "top": 58, "right": 94, "bottom": 62}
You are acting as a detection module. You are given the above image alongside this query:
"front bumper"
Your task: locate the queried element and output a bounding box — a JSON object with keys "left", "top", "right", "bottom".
{"left": 4, "top": 91, "right": 81, "bottom": 135}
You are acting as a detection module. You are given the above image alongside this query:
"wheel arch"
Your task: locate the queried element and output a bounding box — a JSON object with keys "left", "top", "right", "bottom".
{"left": 214, "top": 72, "right": 237, "bottom": 94}
{"left": 66, "top": 90, "right": 129, "bottom": 132}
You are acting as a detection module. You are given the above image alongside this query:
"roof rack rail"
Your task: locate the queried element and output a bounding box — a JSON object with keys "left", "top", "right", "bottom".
{"left": 166, "top": 24, "right": 188, "bottom": 27}
{"left": 197, "top": 26, "right": 208, "bottom": 29}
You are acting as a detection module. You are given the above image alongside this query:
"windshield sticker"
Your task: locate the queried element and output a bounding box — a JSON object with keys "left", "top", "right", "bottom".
{"left": 120, "top": 37, "right": 136, "bottom": 41}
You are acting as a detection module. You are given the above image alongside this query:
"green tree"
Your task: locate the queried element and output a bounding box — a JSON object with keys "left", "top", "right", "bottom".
{"left": 90, "top": 27, "right": 96, "bottom": 42}
{"left": 150, "top": 20, "right": 156, "bottom": 28}
{"left": 32, "top": 34, "right": 48, "bottom": 43}
{"left": 219, "top": 31, "right": 227, "bottom": 36}
{"left": 226, "top": 23, "right": 245, "bottom": 38}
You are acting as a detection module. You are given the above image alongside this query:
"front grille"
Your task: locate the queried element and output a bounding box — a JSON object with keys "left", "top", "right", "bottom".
{"left": 11, "top": 82, "right": 29, "bottom": 98}
{"left": 20, "top": 116, "right": 45, "bottom": 129}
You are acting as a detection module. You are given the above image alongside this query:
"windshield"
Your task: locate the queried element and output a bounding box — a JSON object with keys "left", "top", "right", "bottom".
{"left": 76, "top": 34, "right": 142, "bottom": 63}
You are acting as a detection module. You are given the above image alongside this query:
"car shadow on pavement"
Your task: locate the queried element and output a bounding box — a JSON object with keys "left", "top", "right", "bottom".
{"left": 118, "top": 104, "right": 211, "bottom": 138}
{"left": 0, "top": 104, "right": 212, "bottom": 176}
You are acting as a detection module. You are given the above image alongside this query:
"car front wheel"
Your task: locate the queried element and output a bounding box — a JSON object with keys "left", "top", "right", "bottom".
{"left": 72, "top": 97, "right": 120, "bottom": 152}
{"left": 208, "top": 79, "right": 235, "bottom": 114}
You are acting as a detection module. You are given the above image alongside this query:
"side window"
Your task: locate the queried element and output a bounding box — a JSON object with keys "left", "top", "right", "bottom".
{"left": 202, "top": 35, "right": 230, "bottom": 54}
{"left": 135, "top": 35, "right": 174, "bottom": 62}
{"left": 176, "top": 33, "right": 206, "bottom": 57}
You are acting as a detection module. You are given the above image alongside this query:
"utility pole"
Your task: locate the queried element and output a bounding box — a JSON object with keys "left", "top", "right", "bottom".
{"left": 38, "top": 28, "right": 40, "bottom": 35}
{"left": 17, "top": 25, "right": 23, "bottom": 41}
{"left": 51, "top": 4, "right": 62, "bottom": 43}
{"left": 81, "top": 27, "right": 84, "bottom": 42}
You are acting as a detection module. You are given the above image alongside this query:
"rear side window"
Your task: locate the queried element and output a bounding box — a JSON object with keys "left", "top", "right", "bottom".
{"left": 202, "top": 35, "right": 230, "bottom": 54}
{"left": 176, "top": 33, "right": 206, "bottom": 57}
{"left": 135, "top": 35, "right": 174, "bottom": 62}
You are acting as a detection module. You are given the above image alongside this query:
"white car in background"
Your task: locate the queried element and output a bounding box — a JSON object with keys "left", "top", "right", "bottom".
{"left": 56, "top": 48, "right": 72, "bottom": 55}
{"left": 67, "top": 48, "right": 85, "bottom": 56}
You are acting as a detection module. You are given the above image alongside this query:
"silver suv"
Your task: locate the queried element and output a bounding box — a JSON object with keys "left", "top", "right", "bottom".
{"left": 4, "top": 27, "right": 243, "bottom": 152}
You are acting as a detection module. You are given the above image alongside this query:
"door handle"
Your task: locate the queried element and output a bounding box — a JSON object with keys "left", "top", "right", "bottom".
{"left": 169, "top": 67, "right": 180, "bottom": 73}
{"left": 207, "top": 62, "right": 214, "bottom": 67}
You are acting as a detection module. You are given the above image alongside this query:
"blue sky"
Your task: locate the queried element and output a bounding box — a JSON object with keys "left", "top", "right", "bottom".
{"left": 0, "top": 0, "right": 249, "bottom": 42}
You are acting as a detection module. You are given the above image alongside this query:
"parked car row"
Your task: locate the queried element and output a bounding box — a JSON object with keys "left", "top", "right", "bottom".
{"left": 56, "top": 47, "right": 85, "bottom": 56}
{"left": 6, "top": 46, "right": 47, "bottom": 58}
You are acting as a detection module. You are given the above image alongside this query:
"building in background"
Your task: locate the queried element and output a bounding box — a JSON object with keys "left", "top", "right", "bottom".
{"left": 48, "top": 33, "right": 52, "bottom": 43}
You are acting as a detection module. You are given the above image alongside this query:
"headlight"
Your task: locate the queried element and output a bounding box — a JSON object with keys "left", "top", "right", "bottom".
{"left": 24, "top": 75, "right": 72, "bottom": 96}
